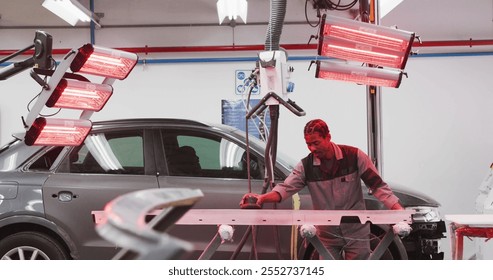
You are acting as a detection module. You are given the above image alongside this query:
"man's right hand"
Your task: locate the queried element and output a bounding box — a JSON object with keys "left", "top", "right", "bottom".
{"left": 239, "top": 193, "right": 262, "bottom": 209}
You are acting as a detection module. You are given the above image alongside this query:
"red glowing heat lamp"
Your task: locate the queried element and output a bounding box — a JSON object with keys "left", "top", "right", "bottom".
{"left": 315, "top": 61, "right": 404, "bottom": 88}
{"left": 25, "top": 117, "right": 92, "bottom": 146}
{"left": 318, "top": 14, "right": 415, "bottom": 69}
{"left": 70, "top": 44, "right": 138, "bottom": 80}
{"left": 46, "top": 79, "right": 113, "bottom": 111}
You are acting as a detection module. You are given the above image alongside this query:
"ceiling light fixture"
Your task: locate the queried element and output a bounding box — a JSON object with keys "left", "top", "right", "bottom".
{"left": 216, "top": 0, "right": 248, "bottom": 25}
{"left": 42, "top": 0, "right": 100, "bottom": 27}
{"left": 379, "top": 0, "right": 405, "bottom": 18}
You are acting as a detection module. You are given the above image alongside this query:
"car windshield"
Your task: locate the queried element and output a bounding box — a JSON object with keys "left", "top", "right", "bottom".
{"left": 0, "top": 139, "right": 43, "bottom": 171}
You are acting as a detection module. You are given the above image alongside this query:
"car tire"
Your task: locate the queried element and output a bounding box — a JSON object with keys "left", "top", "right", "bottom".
{"left": 0, "top": 231, "right": 69, "bottom": 260}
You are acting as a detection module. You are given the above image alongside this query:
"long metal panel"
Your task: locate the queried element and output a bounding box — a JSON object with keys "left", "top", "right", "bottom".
{"left": 93, "top": 209, "right": 413, "bottom": 226}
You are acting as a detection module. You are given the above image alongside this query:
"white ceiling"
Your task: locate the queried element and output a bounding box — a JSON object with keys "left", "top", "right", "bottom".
{"left": 1, "top": 0, "right": 493, "bottom": 52}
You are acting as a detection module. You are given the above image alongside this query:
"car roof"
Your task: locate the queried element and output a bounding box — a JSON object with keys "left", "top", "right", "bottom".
{"left": 90, "top": 118, "right": 242, "bottom": 132}
{"left": 92, "top": 118, "right": 210, "bottom": 128}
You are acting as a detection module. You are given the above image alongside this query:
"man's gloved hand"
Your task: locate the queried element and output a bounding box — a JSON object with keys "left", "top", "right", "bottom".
{"left": 239, "top": 193, "right": 262, "bottom": 209}
{"left": 392, "top": 221, "right": 412, "bottom": 237}
{"left": 391, "top": 203, "right": 405, "bottom": 210}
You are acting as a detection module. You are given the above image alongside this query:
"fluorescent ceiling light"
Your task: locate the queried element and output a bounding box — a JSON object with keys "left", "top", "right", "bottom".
{"left": 217, "top": 0, "right": 248, "bottom": 24}
{"left": 42, "top": 0, "right": 93, "bottom": 26}
{"left": 379, "top": 0, "right": 405, "bottom": 18}
{"left": 315, "top": 60, "right": 404, "bottom": 88}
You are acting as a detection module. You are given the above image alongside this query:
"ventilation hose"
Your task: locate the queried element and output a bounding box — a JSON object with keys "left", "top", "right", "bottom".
{"left": 265, "top": 0, "right": 287, "bottom": 51}
{"left": 233, "top": 0, "right": 289, "bottom": 260}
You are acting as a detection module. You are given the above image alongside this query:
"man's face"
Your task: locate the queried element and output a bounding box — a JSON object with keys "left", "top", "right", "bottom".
{"left": 304, "top": 132, "right": 332, "bottom": 159}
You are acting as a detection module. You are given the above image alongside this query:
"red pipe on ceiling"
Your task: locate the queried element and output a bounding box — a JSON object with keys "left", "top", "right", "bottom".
{"left": 0, "top": 40, "right": 492, "bottom": 57}
{"left": 417, "top": 39, "right": 493, "bottom": 47}
{"left": 0, "top": 44, "right": 314, "bottom": 56}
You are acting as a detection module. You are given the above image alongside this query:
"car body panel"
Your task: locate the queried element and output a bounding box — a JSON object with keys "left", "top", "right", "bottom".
{"left": 43, "top": 173, "right": 160, "bottom": 259}
{"left": 0, "top": 172, "right": 47, "bottom": 218}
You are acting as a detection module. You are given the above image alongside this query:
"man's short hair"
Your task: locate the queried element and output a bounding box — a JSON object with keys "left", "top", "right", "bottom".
{"left": 304, "top": 119, "right": 330, "bottom": 138}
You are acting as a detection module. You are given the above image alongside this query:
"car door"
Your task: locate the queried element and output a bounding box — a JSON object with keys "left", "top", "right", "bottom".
{"left": 156, "top": 128, "right": 294, "bottom": 259}
{"left": 42, "top": 128, "right": 159, "bottom": 260}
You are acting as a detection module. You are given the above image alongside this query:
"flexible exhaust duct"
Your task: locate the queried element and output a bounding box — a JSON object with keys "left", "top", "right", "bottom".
{"left": 264, "top": 0, "right": 287, "bottom": 51}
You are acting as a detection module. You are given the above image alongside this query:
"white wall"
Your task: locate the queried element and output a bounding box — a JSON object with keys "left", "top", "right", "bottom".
{"left": 1, "top": 26, "right": 493, "bottom": 259}
{"left": 382, "top": 55, "right": 493, "bottom": 259}
{"left": 383, "top": 55, "right": 493, "bottom": 220}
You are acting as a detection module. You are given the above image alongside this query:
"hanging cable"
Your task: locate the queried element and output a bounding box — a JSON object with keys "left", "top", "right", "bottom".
{"left": 305, "top": 0, "right": 322, "bottom": 27}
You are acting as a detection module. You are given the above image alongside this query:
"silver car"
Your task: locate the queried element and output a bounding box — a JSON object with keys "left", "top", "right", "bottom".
{"left": 0, "top": 118, "right": 445, "bottom": 260}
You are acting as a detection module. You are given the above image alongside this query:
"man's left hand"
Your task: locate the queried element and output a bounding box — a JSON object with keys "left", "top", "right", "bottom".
{"left": 393, "top": 221, "right": 412, "bottom": 237}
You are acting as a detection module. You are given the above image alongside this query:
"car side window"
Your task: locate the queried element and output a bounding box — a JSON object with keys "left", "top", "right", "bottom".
{"left": 162, "top": 130, "right": 261, "bottom": 179}
{"left": 59, "top": 131, "right": 145, "bottom": 175}
{"left": 29, "top": 146, "right": 64, "bottom": 171}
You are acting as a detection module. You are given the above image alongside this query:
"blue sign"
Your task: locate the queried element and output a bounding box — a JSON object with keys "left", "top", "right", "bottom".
{"left": 221, "top": 99, "right": 271, "bottom": 140}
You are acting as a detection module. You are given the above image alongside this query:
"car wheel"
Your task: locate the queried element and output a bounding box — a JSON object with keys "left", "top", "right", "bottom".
{"left": 0, "top": 231, "right": 69, "bottom": 260}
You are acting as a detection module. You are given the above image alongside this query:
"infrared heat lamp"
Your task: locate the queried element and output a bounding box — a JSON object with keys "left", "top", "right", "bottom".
{"left": 318, "top": 14, "right": 415, "bottom": 69}
{"left": 24, "top": 117, "right": 92, "bottom": 146}
{"left": 22, "top": 43, "right": 138, "bottom": 146}
{"left": 70, "top": 44, "right": 138, "bottom": 80}
{"left": 315, "top": 61, "right": 404, "bottom": 88}
{"left": 46, "top": 78, "right": 113, "bottom": 111}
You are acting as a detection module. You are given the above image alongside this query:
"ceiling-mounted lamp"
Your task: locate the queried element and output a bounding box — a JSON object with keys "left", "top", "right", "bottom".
{"left": 42, "top": 0, "right": 100, "bottom": 27}
{"left": 216, "top": 0, "right": 248, "bottom": 25}
{"left": 318, "top": 14, "right": 414, "bottom": 69}
{"left": 315, "top": 60, "right": 404, "bottom": 88}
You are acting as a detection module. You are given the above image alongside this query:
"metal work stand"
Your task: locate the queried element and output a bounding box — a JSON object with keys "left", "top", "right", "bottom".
{"left": 94, "top": 208, "right": 413, "bottom": 260}
{"left": 299, "top": 224, "right": 399, "bottom": 260}
{"left": 177, "top": 209, "right": 413, "bottom": 260}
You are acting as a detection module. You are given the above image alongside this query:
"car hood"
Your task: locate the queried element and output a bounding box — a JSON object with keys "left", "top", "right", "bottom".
{"left": 387, "top": 181, "right": 441, "bottom": 207}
